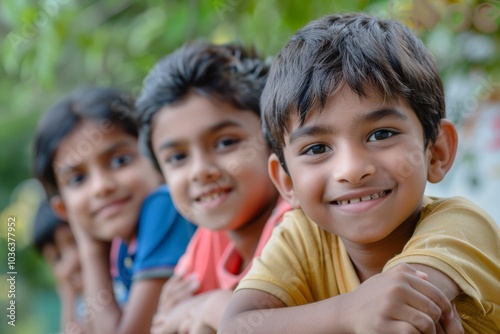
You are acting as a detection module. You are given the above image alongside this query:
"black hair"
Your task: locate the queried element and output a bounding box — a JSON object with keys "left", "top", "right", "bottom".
{"left": 32, "top": 200, "right": 66, "bottom": 253}
{"left": 261, "top": 13, "right": 445, "bottom": 167}
{"left": 135, "top": 41, "right": 270, "bottom": 170}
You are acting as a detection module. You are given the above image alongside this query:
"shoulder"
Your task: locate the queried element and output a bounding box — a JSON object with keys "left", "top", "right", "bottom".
{"left": 412, "top": 196, "right": 500, "bottom": 252}
{"left": 420, "top": 196, "right": 498, "bottom": 231}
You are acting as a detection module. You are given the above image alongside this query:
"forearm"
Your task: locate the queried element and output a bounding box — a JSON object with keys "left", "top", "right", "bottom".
{"left": 221, "top": 264, "right": 457, "bottom": 333}
{"left": 58, "top": 287, "right": 85, "bottom": 334}
{"left": 219, "top": 291, "right": 349, "bottom": 334}
{"left": 205, "top": 290, "right": 233, "bottom": 330}
{"left": 79, "top": 243, "right": 121, "bottom": 334}
{"left": 411, "top": 264, "right": 461, "bottom": 300}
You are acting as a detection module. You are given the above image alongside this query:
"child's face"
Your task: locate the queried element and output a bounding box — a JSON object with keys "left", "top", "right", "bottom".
{"left": 280, "top": 87, "right": 431, "bottom": 245}
{"left": 151, "top": 94, "right": 278, "bottom": 230}
{"left": 53, "top": 120, "right": 161, "bottom": 242}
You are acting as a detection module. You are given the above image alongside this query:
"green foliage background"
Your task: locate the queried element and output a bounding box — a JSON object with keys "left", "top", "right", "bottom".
{"left": 0, "top": 0, "right": 499, "bottom": 333}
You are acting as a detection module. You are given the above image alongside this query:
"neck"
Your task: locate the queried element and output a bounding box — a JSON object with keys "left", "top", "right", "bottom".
{"left": 342, "top": 209, "right": 421, "bottom": 282}
{"left": 226, "top": 197, "right": 278, "bottom": 272}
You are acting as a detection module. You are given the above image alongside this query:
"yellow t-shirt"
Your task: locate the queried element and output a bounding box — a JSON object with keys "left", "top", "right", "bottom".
{"left": 236, "top": 196, "right": 500, "bottom": 333}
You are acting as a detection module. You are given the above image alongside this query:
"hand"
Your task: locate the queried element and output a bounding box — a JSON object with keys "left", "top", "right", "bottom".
{"left": 436, "top": 304, "right": 464, "bottom": 334}
{"left": 177, "top": 290, "right": 232, "bottom": 334}
{"left": 156, "top": 273, "right": 199, "bottom": 314}
{"left": 43, "top": 224, "right": 83, "bottom": 296}
{"left": 67, "top": 214, "right": 110, "bottom": 256}
{"left": 341, "top": 263, "right": 455, "bottom": 334}
{"left": 151, "top": 293, "right": 206, "bottom": 334}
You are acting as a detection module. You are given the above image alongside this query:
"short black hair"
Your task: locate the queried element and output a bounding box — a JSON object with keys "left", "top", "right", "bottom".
{"left": 135, "top": 41, "right": 270, "bottom": 170}
{"left": 32, "top": 200, "right": 66, "bottom": 253}
{"left": 261, "top": 13, "right": 445, "bottom": 166}
{"left": 33, "top": 87, "right": 136, "bottom": 198}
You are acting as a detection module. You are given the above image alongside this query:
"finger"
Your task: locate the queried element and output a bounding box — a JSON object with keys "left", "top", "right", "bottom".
{"left": 439, "top": 304, "right": 464, "bottom": 334}
{"left": 391, "top": 264, "right": 453, "bottom": 320}
{"left": 393, "top": 305, "right": 436, "bottom": 334}
{"left": 178, "top": 318, "right": 191, "bottom": 334}
{"left": 189, "top": 320, "right": 215, "bottom": 334}
{"left": 158, "top": 276, "right": 184, "bottom": 311}
{"left": 389, "top": 263, "right": 430, "bottom": 280}
{"left": 435, "top": 319, "right": 445, "bottom": 334}
{"left": 160, "top": 275, "right": 186, "bottom": 301}
{"left": 406, "top": 274, "right": 453, "bottom": 322}
{"left": 383, "top": 320, "right": 421, "bottom": 334}
{"left": 159, "top": 275, "right": 198, "bottom": 310}
{"left": 150, "top": 315, "right": 167, "bottom": 334}
{"left": 152, "top": 312, "right": 164, "bottom": 326}
{"left": 155, "top": 300, "right": 193, "bottom": 334}
{"left": 159, "top": 276, "right": 177, "bottom": 302}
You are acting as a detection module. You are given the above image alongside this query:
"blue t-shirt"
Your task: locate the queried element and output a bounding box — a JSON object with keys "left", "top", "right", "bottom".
{"left": 113, "top": 185, "right": 197, "bottom": 305}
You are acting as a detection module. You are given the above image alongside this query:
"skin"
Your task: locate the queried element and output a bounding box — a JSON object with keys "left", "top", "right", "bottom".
{"left": 43, "top": 224, "right": 84, "bottom": 334}
{"left": 149, "top": 93, "right": 279, "bottom": 333}
{"left": 51, "top": 120, "right": 165, "bottom": 334}
{"left": 219, "top": 87, "right": 463, "bottom": 333}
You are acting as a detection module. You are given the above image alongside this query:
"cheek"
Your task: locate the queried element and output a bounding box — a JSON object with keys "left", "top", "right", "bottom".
{"left": 391, "top": 148, "right": 428, "bottom": 182}
{"left": 238, "top": 157, "right": 274, "bottom": 190}
{"left": 164, "top": 172, "right": 191, "bottom": 212}
{"left": 63, "top": 192, "right": 89, "bottom": 223}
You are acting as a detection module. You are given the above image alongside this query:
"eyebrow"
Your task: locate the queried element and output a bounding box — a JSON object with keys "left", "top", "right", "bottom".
{"left": 158, "top": 120, "right": 243, "bottom": 151}
{"left": 55, "top": 140, "right": 136, "bottom": 176}
{"left": 289, "top": 123, "right": 337, "bottom": 145}
{"left": 288, "top": 107, "right": 408, "bottom": 144}
{"left": 100, "top": 140, "right": 137, "bottom": 156}
{"left": 353, "top": 107, "right": 408, "bottom": 126}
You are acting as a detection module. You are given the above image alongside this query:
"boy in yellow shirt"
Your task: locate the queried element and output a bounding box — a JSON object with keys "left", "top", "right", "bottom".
{"left": 220, "top": 13, "right": 500, "bottom": 333}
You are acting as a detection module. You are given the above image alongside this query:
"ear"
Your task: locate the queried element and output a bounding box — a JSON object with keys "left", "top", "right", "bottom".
{"left": 427, "top": 119, "right": 458, "bottom": 183}
{"left": 50, "top": 195, "right": 69, "bottom": 222}
{"left": 268, "top": 153, "right": 301, "bottom": 209}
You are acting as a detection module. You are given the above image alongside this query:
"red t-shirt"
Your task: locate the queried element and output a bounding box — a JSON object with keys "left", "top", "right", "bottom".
{"left": 174, "top": 198, "right": 292, "bottom": 293}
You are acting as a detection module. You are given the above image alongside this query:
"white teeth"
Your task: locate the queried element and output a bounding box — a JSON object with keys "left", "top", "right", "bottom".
{"left": 199, "top": 192, "right": 223, "bottom": 202}
{"left": 335, "top": 190, "right": 386, "bottom": 205}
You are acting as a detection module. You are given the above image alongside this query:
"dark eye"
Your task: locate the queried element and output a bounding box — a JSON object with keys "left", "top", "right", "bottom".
{"left": 165, "top": 152, "right": 187, "bottom": 165}
{"left": 368, "top": 130, "right": 397, "bottom": 142}
{"left": 110, "top": 154, "right": 133, "bottom": 169}
{"left": 215, "top": 137, "right": 240, "bottom": 150}
{"left": 304, "top": 144, "right": 331, "bottom": 155}
{"left": 67, "top": 173, "right": 85, "bottom": 187}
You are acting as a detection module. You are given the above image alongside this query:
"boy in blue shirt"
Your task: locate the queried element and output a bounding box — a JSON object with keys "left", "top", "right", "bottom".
{"left": 33, "top": 87, "right": 196, "bottom": 333}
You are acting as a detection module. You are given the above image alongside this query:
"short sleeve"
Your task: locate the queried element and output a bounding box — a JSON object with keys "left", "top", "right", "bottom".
{"left": 174, "top": 228, "right": 231, "bottom": 294}
{"left": 384, "top": 197, "right": 500, "bottom": 330}
{"left": 133, "top": 186, "right": 197, "bottom": 281}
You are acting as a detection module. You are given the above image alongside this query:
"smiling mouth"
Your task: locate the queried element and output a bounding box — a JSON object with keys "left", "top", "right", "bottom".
{"left": 332, "top": 190, "right": 390, "bottom": 205}
{"left": 196, "top": 189, "right": 230, "bottom": 203}
{"left": 94, "top": 196, "right": 131, "bottom": 217}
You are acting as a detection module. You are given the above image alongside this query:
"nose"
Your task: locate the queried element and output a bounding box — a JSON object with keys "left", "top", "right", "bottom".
{"left": 189, "top": 148, "right": 222, "bottom": 184}
{"left": 90, "top": 167, "right": 117, "bottom": 197}
{"left": 332, "top": 144, "right": 376, "bottom": 185}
